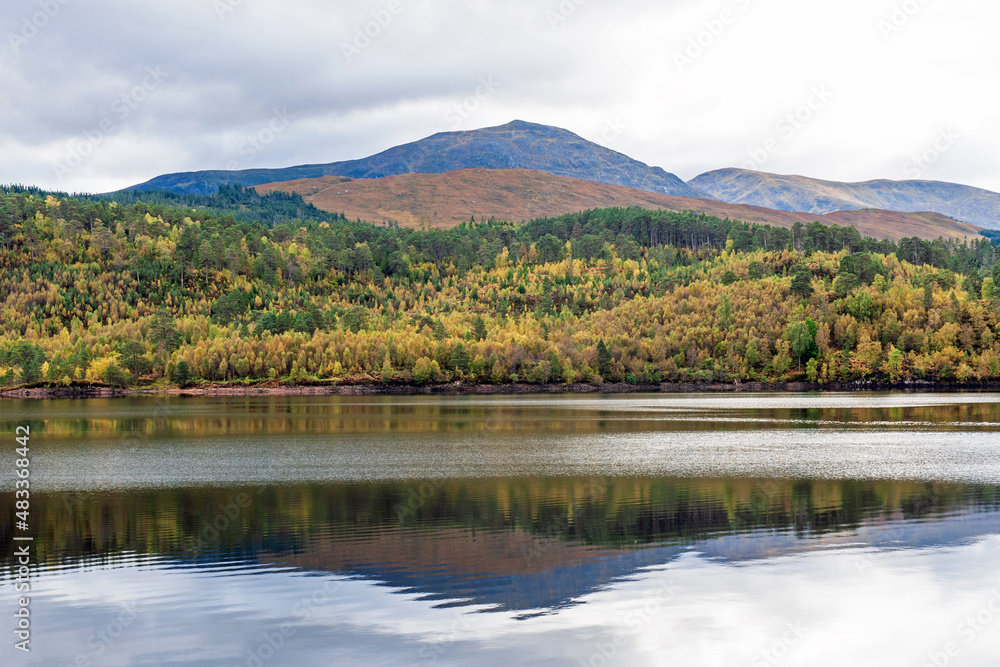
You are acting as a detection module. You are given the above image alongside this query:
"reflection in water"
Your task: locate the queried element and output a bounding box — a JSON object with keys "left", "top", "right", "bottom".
{"left": 4, "top": 393, "right": 1000, "bottom": 441}
{"left": 5, "top": 393, "right": 1000, "bottom": 490}
{"left": 5, "top": 478, "right": 999, "bottom": 613}
{"left": 1, "top": 393, "right": 1000, "bottom": 666}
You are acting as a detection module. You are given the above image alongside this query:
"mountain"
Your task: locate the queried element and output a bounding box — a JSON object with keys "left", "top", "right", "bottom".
{"left": 256, "top": 168, "right": 983, "bottom": 241}
{"left": 689, "top": 168, "right": 1000, "bottom": 230}
{"left": 128, "top": 120, "right": 707, "bottom": 199}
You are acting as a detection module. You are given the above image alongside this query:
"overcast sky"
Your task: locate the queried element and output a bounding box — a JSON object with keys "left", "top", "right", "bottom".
{"left": 1, "top": 0, "right": 997, "bottom": 194}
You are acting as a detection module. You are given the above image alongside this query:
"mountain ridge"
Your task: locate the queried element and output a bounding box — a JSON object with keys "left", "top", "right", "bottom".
{"left": 690, "top": 168, "right": 1000, "bottom": 230}
{"left": 126, "top": 120, "right": 1000, "bottom": 233}
{"left": 128, "top": 120, "right": 707, "bottom": 199}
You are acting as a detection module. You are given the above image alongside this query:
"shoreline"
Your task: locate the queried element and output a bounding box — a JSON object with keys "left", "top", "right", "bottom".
{"left": 3, "top": 379, "right": 1000, "bottom": 400}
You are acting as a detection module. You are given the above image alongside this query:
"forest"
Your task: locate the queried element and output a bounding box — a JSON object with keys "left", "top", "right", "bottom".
{"left": 1, "top": 186, "right": 999, "bottom": 390}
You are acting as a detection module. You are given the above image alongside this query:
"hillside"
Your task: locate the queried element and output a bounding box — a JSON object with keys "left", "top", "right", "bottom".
{"left": 128, "top": 120, "right": 706, "bottom": 199}
{"left": 1, "top": 190, "right": 998, "bottom": 393}
{"left": 690, "top": 168, "right": 1000, "bottom": 230}
{"left": 256, "top": 168, "right": 984, "bottom": 242}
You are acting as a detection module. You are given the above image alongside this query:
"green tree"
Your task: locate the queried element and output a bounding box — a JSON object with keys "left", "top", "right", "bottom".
{"left": 536, "top": 234, "right": 564, "bottom": 263}
{"left": 786, "top": 320, "right": 816, "bottom": 372}
{"left": 962, "top": 269, "right": 983, "bottom": 297}
{"left": 834, "top": 272, "right": 860, "bottom": 299}
{"left": 450, "top": 343, "right": 470, "bottom": 374}
{"left": 839, "top": 253, "right": 885, "bottom": 285}
{"left": 120, "top": 341, "right": 150, "bottom": 381}
{"left": 790, "top": 267, "right": 813, "bottom": 298}
{"left": 716, "top": 295, "right": 733, "bottom": 329}
{"left": 744, "top": 339, "right": 760, "bottom": 369}
{"left": 172, "top": 360, "right": 192, "bottom": 387}
{"left": 103, "top": 363, "right": 130, "bottom": 387}
{"left": 886, "top": 347, "right": 905, "bottom": 382}
{"left": 150, "top": 309, "right": 181, "bottom": 352}
{"left": 472, "top": 316, "right": 488, "bottom": 341}
{"left": 596, "top": 339, "right": 612, "bottom": 378}
{"left": 342, "top": 306, "right": 368, "bottom": 333}
{"left": 982, "top": 277, "right": 996, "bottom": 302}
{"left": 548, "top": 353, "right": 564, "bottom": 382}
{"left": 213, "top": 291, "right": 250, "bottom": 324}
{"left": 12, "top": 343, "right": 46, "bottom": 385}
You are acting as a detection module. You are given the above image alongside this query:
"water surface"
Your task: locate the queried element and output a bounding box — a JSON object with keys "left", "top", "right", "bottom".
{"left": 2, "top": 393, "right": 999, "bottom": 666}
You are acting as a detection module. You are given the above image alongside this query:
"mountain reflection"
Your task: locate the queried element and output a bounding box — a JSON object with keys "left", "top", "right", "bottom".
{"left": 4, "top": 477, "right": 999, "bottom": 612}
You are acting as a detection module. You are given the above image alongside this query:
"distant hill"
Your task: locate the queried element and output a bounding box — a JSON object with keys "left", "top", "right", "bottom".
{"left": 128, "top": 120, "right": 707, "bottom": 199}
{"left": 256, "top": 168, "right": 983, "bottom": 241}
{"left": 689, "top": 168, "right": 1000, "bottom": 230}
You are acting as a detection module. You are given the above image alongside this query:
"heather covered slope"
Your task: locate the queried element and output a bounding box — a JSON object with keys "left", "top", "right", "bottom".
{"left": 690, "top": 168, "right": 1000, "bottom": 230}
{"left": 257, "top": 168, "right": 983, "bottom": 241}
{"left": 128, "top": 121, "right": 706, "bottom": 198}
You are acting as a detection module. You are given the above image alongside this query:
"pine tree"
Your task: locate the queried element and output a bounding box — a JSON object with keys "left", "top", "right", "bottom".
{"left": 120, "top": 341, "right": 148, "bottom": 380}
{"left": 103, "top": 362, "right": 130, "bottom": 387}
{"left": 450, "top": 343, "right": 470, "bottom": 374}
{"left": 150, "top": 309, "right": 180, "bottom": 352}
{"left": 172, "top": 360, "right": 192, "bottom": 387}
{"left": 790, "top": 267, "right": 813, "bottom": 298}
{"left": 597, "top": 339, "right": 612, "bottom": 378}
{"left": 473, "top": 316, "right": 488, "bottom": 341}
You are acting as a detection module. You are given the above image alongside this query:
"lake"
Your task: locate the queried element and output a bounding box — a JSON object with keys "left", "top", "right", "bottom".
{"left": 2, "top": 392, "right": 1000, "bottom": 666}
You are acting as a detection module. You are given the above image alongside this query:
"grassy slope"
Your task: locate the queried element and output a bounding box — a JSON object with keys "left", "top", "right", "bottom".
{"left": 256, "top": 168, "right": 982, "bottom": 241}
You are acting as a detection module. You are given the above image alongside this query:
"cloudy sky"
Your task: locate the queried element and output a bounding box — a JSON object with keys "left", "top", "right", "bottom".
{"left": 1, "top": 0, "right": 997, "bottom": 194}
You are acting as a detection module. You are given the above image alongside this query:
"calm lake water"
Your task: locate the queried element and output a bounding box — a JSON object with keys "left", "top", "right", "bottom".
{"left": 2, "top": 392, "right": 1000, "bottom": 666}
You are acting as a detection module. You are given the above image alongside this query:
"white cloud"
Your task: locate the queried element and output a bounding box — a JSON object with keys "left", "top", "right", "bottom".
{"left": 0, "top": 0, "right": 996, "bottom": 192}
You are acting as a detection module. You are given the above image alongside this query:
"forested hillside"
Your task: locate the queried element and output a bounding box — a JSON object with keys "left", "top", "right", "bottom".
{"left": 1, "top": 187, "right": 999, "bottom": 390}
